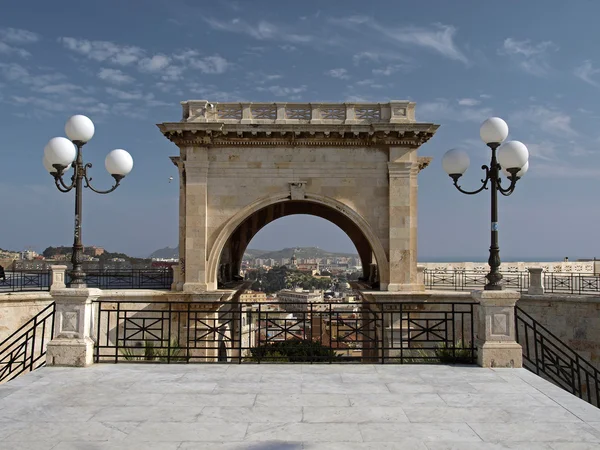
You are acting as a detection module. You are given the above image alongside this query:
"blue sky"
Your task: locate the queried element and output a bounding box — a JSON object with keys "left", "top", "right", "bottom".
{"left": 1, "top": 0, "right": 599, "bottom": 260}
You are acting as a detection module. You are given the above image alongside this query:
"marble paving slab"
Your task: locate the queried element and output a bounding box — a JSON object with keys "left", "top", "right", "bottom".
{"left": 0, "top": 364, "right": 598, "bottom": 449}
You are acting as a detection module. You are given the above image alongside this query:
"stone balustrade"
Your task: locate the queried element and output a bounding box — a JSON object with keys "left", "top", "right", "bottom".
{"left": 419, "top": 260, "right": 599, "bottom": 274}
{"left": 181, "top": 101, "right": 416, "bottom": 124}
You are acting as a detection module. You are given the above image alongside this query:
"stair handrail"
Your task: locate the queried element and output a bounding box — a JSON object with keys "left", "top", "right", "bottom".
{"left": 515, "top": 305, "right": 600, "bottom": 407}
{"left": 0, "top": 302, "right": 55, "bottom": 383}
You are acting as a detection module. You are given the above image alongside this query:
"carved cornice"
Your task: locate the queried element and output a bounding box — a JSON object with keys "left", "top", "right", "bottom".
{"left": 157, "top": 123, "right": 439, "bottom": 148}
{"left": 417, "top": 156, "right": 433, "bottom": 172}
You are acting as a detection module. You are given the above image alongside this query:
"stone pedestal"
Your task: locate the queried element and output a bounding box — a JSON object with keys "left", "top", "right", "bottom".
{"left": 472, "top": 290, "right": 522, "bottom": 368}
{"left": 46, "top": 288, "right": 101, "bottom": 367}
{"left": 50, "top": 265, "right": 67, "bottom": 290}
{"left": 527, "top": 268, "right": 544, "bottom": 295}
{"left": 170, "top": 264, "right": 182, "bottom": 291}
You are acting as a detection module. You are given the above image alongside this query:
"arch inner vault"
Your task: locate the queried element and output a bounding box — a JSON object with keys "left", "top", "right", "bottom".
{"left": 158, "top": 101, "right": 438, "bottom": 292}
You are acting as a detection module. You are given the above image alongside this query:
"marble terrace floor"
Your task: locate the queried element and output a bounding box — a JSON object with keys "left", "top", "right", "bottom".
{"left": 1, "top": 364, "right": 600, "bottom": 449}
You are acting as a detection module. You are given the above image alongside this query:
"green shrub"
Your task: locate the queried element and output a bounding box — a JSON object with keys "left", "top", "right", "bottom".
{"left": 247, "top": 339, "right": 341, "bottom": 363}
{"left": 121, "top": 338, "right": 185, "bottom": 362}
{"left": 435, "top": 339, "right": 474, "bottom": 364}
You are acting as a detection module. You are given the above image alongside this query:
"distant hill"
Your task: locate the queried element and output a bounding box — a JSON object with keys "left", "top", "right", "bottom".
{"left": 148, "top": 246, "right": 357, "bottom": 260}
{"left": 243, "top": 247, "right": 357, "bottom": 260}
{"left": 149, "top": 246, "right": 179, "bottom": 259}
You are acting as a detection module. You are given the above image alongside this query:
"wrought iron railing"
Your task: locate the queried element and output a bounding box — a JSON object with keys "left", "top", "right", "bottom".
{"left": 515, "top": 305, "right": 600, "bottom": 408}
{"left": 0, "top": 270, "right": 51, "bottom": 292}
{"left": 544, "top": 272, "right": 600, "bottom": 295}
{"left": 423, "top": 269, "right": 529, "bottom": 292}
{"left": 94, "top": 300, "right": 476, "bottom": 364}
{"left": 78, "top": 269, "right": 173, "bottom": 290}
{"left": 0, "top": 302, "right": 55, "bottom": 383}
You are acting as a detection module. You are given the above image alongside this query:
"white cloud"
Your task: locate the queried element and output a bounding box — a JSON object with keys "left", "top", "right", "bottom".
{"left": 458, "top": 98, "right": 480, "bottom": 107}
{"left": 525, "top": 141, "right": 560, "bottom": 161}
{"left": 530, "top": 162, "right": 600, "bottom": 178}
{"left": 0, "top": 41, "right": 30, "bottom": 58}
{"left": 574, "top": 60, "right": 600, "bottom": 87}
{"left": 59, "top": 37, "right": 145, "bottom": 65}
{"left": 256, "top": 85, "right": 307, "bottom": 98}
{"left": 98, "top": 68, "right": 134, "bottom": 84}
{"left": 510, "top": 106, "right": 577, "bottom": 137}
{"left": 326, "top": 68, "right": 349, "bottom": 80}
{"left": 372, "top": 64, "right": 413, "bottom": 76}
{"left": 332, "top": 17, "right": 468, "bottom": 64}
{"left": 160, "top": 65, "right": 186, "bottom": 81}
{"left": 500, "top": 38, "right": 558, "bottom": 77}
{"left": 106, "top": 87, "right": 151, "bottom": 101}
{"left": 173, "top": 49, "right": 200, "bottom": 61}
{"left": 418, "top": 99, "right": 492, "bottom": 122}
{"left": 0, "top": 63, "right": 66, "bottom": 89}
{"left": 35, "top": 83, "right": 86, "bottom": 95}
{"left": 205, "top": 18, "right": 313, "bottom": 44}
{"left": 139, "top": 54, "right": 170, "bottom": 72}
{"left": 189, "top": 55, "right": 230, "bottom": 74}
{"left": 353, "top": 52, "right": 382, "bottom": 65}
{"left": 279, "top": 44, "right": 297, "bottom": 52}
{"left": 0, "top": 27, "right": 40, "bottom": 44}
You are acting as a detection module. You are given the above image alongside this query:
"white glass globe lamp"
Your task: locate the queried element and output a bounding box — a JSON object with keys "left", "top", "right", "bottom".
{"left": 502, "top": 161, "right": 529, "bottom": 179}
{"left": 442, "top": 148, "right": 470, "bottom": 177}
{"left": 498, "top": 141, "right": 529, "bottom": 174}
{"left": 105, "top": 149, "right": 134, "bottom": 178}
{"left": 65, "top": 115, "right": 95, "bottom": 143}
{"left": 480, "top": 117, "right": 509, "bottom": 145}
{"left": 44, "top": 137, "right": 77, "bottom": 168}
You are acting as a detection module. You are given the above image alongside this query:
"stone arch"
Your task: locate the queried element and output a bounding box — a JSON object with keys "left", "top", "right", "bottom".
{"left": 207, "top": 192, "right": 390, "bottom": 289}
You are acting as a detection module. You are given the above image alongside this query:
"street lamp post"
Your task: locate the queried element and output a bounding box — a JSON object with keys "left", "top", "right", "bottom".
{"left": 442, "top": 117, "right": 529, "bottom": 290}
{"left": 43, "top": 115, "right": 134, "bottom": 288}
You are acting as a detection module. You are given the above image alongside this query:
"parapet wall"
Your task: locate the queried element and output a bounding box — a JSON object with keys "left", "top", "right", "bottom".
{"left": 520, "top": 294, "right": 600, "bottom": 369}
{"left": 420, "top": 261, "right": 599, "bottom": 273}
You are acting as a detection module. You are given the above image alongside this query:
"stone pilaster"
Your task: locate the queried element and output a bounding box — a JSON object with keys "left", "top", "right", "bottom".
{"left": 472, "top": 290, "right": 522, "bottom": 368}
{"left": 183, "top": 156, "right": 210, "bottom": 292}
{"left": 50, "top": 265, "right": 67, "bottom": 290}
{"left": 46, "top": 288, "right": 101, "bottom": 367}
{"left": 527, "top": 268, "right": 544, "bottom": 295}
{"left": 387, "top": 160, "right": 422, "bottom": 291}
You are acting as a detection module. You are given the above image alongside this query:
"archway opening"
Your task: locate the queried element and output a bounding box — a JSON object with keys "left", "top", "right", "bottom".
{"left": 216, "top": 200, "right": 381, "bottom": 289}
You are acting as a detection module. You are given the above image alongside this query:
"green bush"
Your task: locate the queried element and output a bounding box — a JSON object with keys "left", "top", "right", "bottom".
{"left": 248, "top": 339, "right": 341, "bottom": 363}
{"left": 435, "top": 339, "right": 474, "bottom": 364}
{"left": 121, "top": 339, "right": 185, "bottom": 362}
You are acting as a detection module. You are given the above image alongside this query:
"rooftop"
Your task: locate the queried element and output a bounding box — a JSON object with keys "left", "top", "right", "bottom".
{"left": 1, "top": 364, "right": 599, "bottom": 448}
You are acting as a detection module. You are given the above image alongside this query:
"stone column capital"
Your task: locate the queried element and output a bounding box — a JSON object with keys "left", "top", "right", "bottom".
{"left": 388, "top": 161, "right": 417, "bottom": 178}
{"left": 471, "top": 289, "right": 520, "bottom": 307}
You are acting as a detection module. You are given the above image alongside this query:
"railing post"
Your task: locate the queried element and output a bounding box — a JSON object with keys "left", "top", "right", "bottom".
{"left": 46, "top": 288, "right": 101, "bottom": 367}
{"left": 472, "top": 290, "right": 522, "bottom": 368}
{"left": 50, "top": 265, "right": 67, "bottom": 290}
{"left": 170, "top": 264, "right": 181, "bottom": 291}
{"left": 527, "top": 268, "right": 544, "bottom": 295}
{"left": 417, "top": 265, "right": 425, "bottom": 289}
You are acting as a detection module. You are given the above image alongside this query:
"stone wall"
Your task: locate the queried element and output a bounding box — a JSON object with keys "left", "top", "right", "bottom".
{"left": 519, "top": 294, "right": 600, "bottom": 369}
{"left": 0, "top": 292, "right": 53, "bottom": 343}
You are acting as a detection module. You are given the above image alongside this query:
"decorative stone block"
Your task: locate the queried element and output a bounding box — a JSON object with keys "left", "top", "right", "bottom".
{"left": 50, "top": 265, "right": 67, "bottom": 290}
{"left": 472, "top": 289, "right": 522, "bottom": 368}
{"left": 527, "top": 268, "right": 544, "bottom": 295}
{"left": 46, "top": 288, "right": 101, "bottom": 367}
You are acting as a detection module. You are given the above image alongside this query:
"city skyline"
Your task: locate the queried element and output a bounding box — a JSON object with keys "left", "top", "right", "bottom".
{"left": 1, "top": 0, "right": 600, "bottom": 260}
